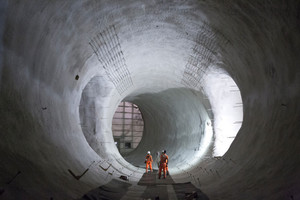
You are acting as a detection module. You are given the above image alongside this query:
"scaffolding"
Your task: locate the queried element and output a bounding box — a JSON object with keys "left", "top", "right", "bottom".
{"left": 112, "top": 102, "right": 144, "bottom": 155}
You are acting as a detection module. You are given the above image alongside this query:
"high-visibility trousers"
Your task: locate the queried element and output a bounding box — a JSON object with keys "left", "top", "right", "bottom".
{"left": 166, "top": 164, "right": 169, "bottom": 173}
{"left": 158, "top": 163, "right": 167, "bottom": 178}
{"left": 146, "top": 161, "right": 152, "bottom": 172}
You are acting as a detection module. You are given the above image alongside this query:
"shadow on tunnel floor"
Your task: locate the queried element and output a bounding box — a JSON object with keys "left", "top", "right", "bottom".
{"left": 79, "top": 179, "right": 132, "bottom": 200}
{"left": 79, "top": 171, "right": 209, "bottom": 200}
{"left": 138, "top": 170, "right": 175, "bottom": 185}
{"left": 172, "top": 182, "right": 209, "bottom": 200}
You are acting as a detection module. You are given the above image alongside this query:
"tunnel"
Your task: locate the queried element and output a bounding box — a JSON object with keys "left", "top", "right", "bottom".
{"left": 0, "top": 0, "right": 299, "bottom": 199}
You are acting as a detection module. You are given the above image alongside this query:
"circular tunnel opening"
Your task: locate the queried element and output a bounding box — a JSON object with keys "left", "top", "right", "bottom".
{"left": 123, "top": 87, "right": 214, "bottom": 172}
{"left": 79, "top": 70, "right": 243, "bottom": 174}
{"left": 1, "top": 1, "right": 299, "bottom": 199}
{"left": 112, "top": 101, "right": 144, "bottom": 156}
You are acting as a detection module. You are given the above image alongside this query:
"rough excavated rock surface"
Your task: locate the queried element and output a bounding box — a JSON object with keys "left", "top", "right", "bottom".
{"left": 0, "top": 0, "right": 299, "bottom": 199}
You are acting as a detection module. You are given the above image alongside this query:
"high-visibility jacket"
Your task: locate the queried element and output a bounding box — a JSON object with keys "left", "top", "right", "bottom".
{"left": 145, "top": 154, "right": 153, "bottom": 162}
{"left": 160, "top": 153, "right": 168, "bottom": 164}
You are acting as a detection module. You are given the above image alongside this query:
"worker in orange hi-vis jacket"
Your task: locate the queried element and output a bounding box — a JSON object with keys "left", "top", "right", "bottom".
{"left": 145, "top": 151, "right": 153, "bottom": 173}
{"left": 166, "top": 157, "right": 169, "bottom": 176}
{"left": 158, "top": 150, "right": 169, "bottom": 179}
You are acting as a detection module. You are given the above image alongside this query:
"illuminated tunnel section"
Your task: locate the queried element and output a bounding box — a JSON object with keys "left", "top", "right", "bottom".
{"left": 123, "top": 88, "right": 214, "bottom": 171}
{"left": 0, "top": 1, "right": 299, "bottom": 200}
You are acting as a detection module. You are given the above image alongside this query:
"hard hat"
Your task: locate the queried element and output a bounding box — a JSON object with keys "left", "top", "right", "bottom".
{"left": 147, "top": 151, "right": 150, "bottom": 154}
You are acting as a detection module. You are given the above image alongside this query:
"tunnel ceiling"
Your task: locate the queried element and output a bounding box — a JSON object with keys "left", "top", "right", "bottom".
{"left": 0, "top": 0, "right": 300, "bottom": 199}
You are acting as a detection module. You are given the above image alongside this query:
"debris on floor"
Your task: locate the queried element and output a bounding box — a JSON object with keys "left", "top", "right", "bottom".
{"left": 185, "top": 191, "right": 198, "bottom": 200}
{"left": 119, "top": 175, "right": 128, "bottom": 181}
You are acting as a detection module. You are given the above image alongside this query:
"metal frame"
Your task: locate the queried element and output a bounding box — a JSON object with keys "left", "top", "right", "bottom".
{"left": 112, "top": 102, "right": 144, "bottom": 155}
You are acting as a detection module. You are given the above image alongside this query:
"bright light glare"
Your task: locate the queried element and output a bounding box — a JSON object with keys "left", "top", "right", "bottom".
{"left": 203, "top": 68, "right": 243, "bottom": 157}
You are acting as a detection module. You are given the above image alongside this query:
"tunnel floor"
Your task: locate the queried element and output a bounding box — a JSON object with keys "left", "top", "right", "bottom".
{"left": 80, "top": 170, "right": 209, "bottom": 200}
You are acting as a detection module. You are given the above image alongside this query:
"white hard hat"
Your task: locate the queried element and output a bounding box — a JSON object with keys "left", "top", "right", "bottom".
{"left": 147, "top": 151, "right": 150, "bottom": 154}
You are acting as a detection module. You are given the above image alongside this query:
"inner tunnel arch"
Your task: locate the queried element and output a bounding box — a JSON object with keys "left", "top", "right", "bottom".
{"left": 0, "top": 0, "right": 299, "bottom": 199}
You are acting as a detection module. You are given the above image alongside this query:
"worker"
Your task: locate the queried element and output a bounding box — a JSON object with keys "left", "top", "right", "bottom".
{"left": 158, "top": 150, "right": 169, "bottom": 179}
{"left": 145, "top": 151, "right": 153, "bottom": 173}
{"left": 155, "top": 152, "right": 160, "bottom": 169}
{"left": 164, "top": 150, "right": 169, "bottom": 175}
{"left": 166, "top": 154, "right": 169, "bottom": 176}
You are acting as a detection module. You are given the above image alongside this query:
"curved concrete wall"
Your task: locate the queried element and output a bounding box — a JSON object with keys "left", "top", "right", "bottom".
{"left": 0, "top": 0, "right": 299, "bottom": 199}
{"left": 124, "top": 88, "right": 213, "bottom": 169}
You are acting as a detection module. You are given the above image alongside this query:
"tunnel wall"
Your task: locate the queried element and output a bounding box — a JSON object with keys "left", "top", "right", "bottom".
{"left": 0, "top": 1, "right": 299, "bottom": 200}
{"left": 173, "top": 1, "right": 300, "bottom": 199}
{"left": 124, "top": 88, "right": 213, "bottom": 169}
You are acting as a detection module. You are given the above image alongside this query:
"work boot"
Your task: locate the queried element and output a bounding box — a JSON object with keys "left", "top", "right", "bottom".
{"left": 167, "top": 171, "right": 169, "bottom": 176}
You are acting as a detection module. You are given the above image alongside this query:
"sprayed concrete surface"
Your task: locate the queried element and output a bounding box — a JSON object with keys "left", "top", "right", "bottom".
{"left": 0, "top": 0, "right": 300, "bottom": 199}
